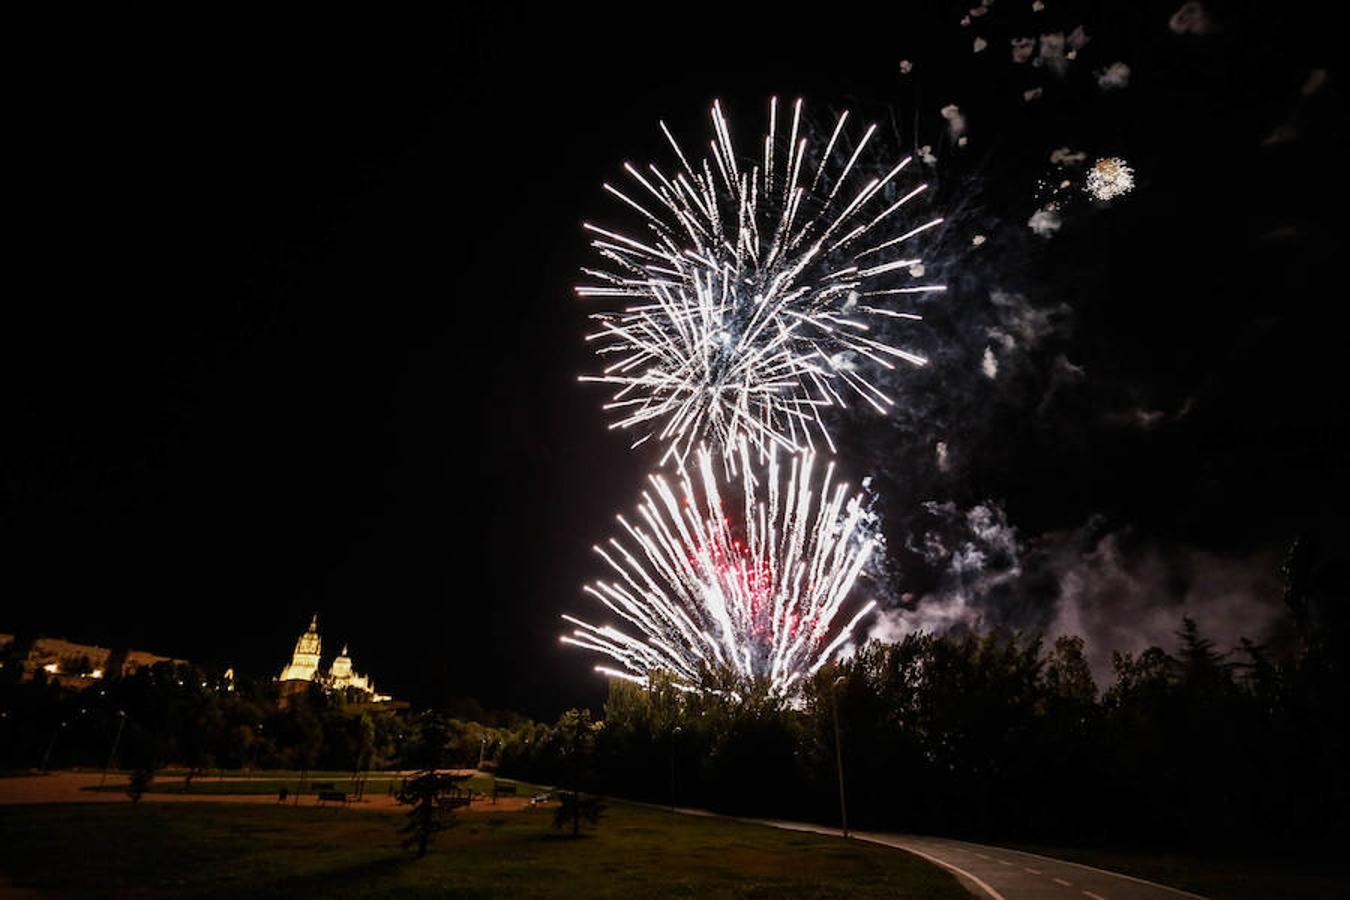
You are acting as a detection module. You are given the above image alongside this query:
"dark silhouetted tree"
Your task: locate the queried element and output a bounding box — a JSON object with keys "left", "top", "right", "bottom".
{"left": 553, "top": 791, "right": 605, "bottom": 835}
{"left": 126, "top": 767, "right": 153, "bottom": 804}
{"left": 394, "top": 769, "right": 462, "bottom": 858}
{"left": 554, "top": 708, "right": 603, "bottom": 836}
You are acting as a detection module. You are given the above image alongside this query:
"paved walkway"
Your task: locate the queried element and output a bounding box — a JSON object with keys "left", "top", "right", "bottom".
{"left": 669, "top": 807, "right": 1206, "bottom": 900}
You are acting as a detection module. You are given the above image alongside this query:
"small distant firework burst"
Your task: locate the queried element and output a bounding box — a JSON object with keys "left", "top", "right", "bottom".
{"left": 1085, "top": 157, "right": 1135, "bottom": 201}
{"left": 578, "top": 98, "right": 946, "bottom": 467}
{"left": 561, "top": 442, "right": 878, "bottom": 697}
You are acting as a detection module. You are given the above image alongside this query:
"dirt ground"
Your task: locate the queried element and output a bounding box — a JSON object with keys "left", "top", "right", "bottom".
{"left": 0, "top": 772, "right": 540, "bottom": 813}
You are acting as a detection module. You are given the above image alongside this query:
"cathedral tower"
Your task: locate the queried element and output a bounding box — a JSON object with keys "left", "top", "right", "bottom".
{"left": 278, "top": 614, "right": 322, "bottom": 682}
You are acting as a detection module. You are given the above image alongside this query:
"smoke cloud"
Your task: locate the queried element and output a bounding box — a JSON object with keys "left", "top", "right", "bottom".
{"left": 868, "top": 499, "right": 1286, "bottom": 682}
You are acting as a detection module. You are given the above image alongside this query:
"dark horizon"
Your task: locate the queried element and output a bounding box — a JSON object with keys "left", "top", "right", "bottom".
{"left": 3, "top": 3, "right": 1346, "bottom": 720}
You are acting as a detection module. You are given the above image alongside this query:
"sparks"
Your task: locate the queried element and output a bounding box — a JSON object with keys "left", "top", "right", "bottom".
{"left": 562, "top": 441, "right": 878, "bottom": 697}
{"left": 578, "top": 98, "right": 945, "bottom": 467}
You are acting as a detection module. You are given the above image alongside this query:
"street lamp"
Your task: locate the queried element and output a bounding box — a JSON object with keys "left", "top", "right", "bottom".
{"left": 247, "top": 724, "right": 262, "bottom": 774}
{"left": 100, "top": 711, "right": 127, "bottom": 787}
{"left": 40, "top": 721, "right": 67, "bottom": 774}
{"left": 669, "top": 724, "right": 681, "bottom": 812}
{"left": 830, "top": 672, "right": 849, "bottom": 839}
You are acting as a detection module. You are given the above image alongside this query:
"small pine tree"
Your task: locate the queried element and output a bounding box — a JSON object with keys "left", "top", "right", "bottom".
{"left": 550, "top": 708, "right": 604, "bottom": 836}
{"left": 553, "top": 791, "right": 605, "bottom": 835}
{"left": 126, "top": 768, "right": 154, "bottom": 804}
{"left": 394, "top": 769, "right": 460, "bottom": 858}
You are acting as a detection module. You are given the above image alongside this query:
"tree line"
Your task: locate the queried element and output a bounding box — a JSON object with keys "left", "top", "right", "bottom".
{"left": 503, "top": 540, "right": 1347, "bottom": 852}
{"left": 0, "top": 665, "right": 521, "bottom": 776}
{"left": 3, "top": 543, "right": 1343, "bottom": 852}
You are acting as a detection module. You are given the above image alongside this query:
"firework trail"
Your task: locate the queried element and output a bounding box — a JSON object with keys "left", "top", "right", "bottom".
{"left": 561, "top": 441, "right": 878, "bottom": 696}
{"left": 578, "top": 98, "right": 946, "bottom": 467}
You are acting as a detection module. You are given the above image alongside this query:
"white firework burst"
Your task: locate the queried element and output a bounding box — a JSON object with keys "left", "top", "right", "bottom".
{"left": 578, "top": 98, "right": 946, "bottom": 467}
{"left": 1085, "top": 156, "right": 1135, "bottom": 201}
{"left": 561, "top": 441, "right": 878, "bottom": 697}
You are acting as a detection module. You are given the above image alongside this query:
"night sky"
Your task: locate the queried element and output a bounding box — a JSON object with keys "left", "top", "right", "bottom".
{"left": 4, "top": 3, "right": 1345, "bottom": 718}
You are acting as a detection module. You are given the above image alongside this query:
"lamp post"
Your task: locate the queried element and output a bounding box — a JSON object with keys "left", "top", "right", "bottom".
{"left": 100, "top": 711, "right": 127, "bottom": 787}
{"left": 247, "top": 724, "right": 261, "bottom": 775}
{"left": 40, "top": 721, "right": 67, "bottom": 774}
{"left": 669, "top": 725, "right": 681, "bottom": 812}
{"left": 830, "top": 672, "right": 848, "bottom": 839}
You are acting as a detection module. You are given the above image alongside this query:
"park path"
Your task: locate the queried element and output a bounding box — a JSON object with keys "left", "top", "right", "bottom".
{"left": 666, "top": 807, "right": 1207, "bottom": 900}
{"left": 0, "top": 772, "right": 534, "bottom": 813}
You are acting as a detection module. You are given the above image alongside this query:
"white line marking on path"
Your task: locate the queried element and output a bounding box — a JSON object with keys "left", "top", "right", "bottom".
{"left": 637, "top": 802, "right": 1206, "bottom": 900}
{"left": 1024, "top": 867, "right": 1042, "bottom": 875}
{"left": 969, "top": 842, "right": 1209, "bottom": 899}
{"left": 1083, "top": 891, "right": 1109, "bottom": 900}
{"left": 851, "top": 836, "right": 1007, "bottom": 900}
{"left": 996, "top": 858, "right": 1013, "bottom": 866}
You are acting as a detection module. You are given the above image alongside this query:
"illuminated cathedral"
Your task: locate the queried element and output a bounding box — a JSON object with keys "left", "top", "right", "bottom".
{"left": 277, "top": 615, "right": 390, "bottom": 702}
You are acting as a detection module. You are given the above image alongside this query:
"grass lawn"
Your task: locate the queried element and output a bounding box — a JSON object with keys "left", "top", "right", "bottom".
{"left": 83, "top": 775, "right": 502, "bottom": 797}
{"left": 0, "top": 801, "right": 967, "bottom": 899}
{"left": 1010, "top": 842, "right": 1349, "bottom": 900}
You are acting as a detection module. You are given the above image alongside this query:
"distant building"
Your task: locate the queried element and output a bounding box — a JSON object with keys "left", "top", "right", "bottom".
{"left": 329, "top": 644, "right": 378, "bottom": 694}
{"left": 0, "top": 633, "right": 14, "bottom": 676}
{"left": 278, "top": 615, "right": 323, "bottom": 682}
{"left": 0, "top": 634, "right": 181, "bottom": 689}
{"left": 276, "top": 615, "right": 391, "bottom": 703}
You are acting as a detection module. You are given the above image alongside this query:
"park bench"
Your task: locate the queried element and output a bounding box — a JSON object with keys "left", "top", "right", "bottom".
{"left": 440, "top": 795, "right": 472, "bottom": 810}
{"left": 315, "top": 790, "right": 349, "bottom": 807}
{"left": 311, "top": 781, "right": 336, "bottom": 791}
{"left": 492, "top": 782, "right": 518, "bottom": 803}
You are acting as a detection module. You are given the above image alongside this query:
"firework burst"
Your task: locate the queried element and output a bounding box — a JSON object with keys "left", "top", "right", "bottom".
{"left": 561, "top": 441, "right": 878, "bottom": 696}
{"left": 578, "top": 98, "right": 945, "bottom": 466}
{"left": 1085, "top": 156, "right": 1135, "bottom": 201}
